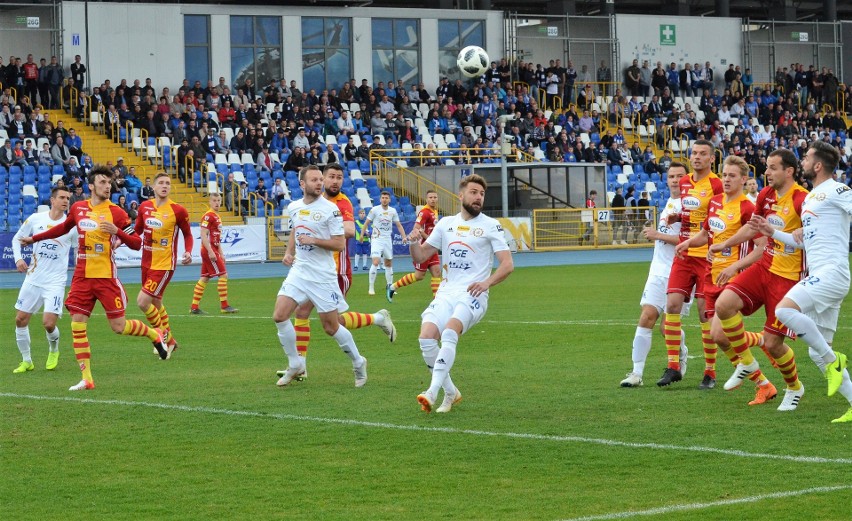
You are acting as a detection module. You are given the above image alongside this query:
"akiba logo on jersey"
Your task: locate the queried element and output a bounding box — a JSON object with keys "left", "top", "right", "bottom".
{"left": 766, "top": 214, "right": 785, "bottom": 229}
{"left": 708, "top": 216, "right": 726, "bottom": 232}
{"left": 78, "top": 219, "right": 99, "bottom": 231}
{"left": 145, "top": 218, "right": 163, "bottom": 229}
{"left": 681, "top": 196, "right": 701, "bottom": 210}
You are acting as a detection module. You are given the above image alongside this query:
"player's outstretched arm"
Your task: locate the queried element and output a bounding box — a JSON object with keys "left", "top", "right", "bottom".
{"left": 710, "top": 223, "right": 757, "bottom": 254}
{"left": 30, "top": 212, "right": 76, "bottom": 243}
{"left": 410, "top": 240, "right": 439, "bottom": 263}
{"left": 715, "top": 236, "right": 767, "bottom": 286}
{"left": 282, "top": 228, "right": 296, "bottom": 266}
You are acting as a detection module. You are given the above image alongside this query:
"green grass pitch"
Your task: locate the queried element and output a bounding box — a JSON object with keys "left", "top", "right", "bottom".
{"left": 2, "top": 263, "right": 851, "bottom": 520}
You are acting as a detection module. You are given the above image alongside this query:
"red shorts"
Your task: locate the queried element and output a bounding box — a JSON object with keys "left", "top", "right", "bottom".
{"left": 414, "top": 253, "right": 440, "bottom": 273}
{"left": 703, "top": 273, "right": 724, "bottom": 319}
{"left": 65, "top": 276, "right": 128, "bottom": 319}
{"left": 141, "top": 268, "right": 174, "bottom": 298}
{"left": 667, "top": 255, "right": 709, "bottom": 300}
{"left": 725, "top": 263, "right": 798, "bottom": 337}
{"left": 201, "top": 253, "right": 226, "bottom": 278}
{"left": 338, "top": 273, "right": 352, "bottom": 296}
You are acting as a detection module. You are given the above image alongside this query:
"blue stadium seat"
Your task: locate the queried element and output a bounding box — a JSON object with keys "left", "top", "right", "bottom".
{"left": 9, "top": 166, "right": 23, "bottom": 179}
{"left": 52, "top": 165, "right": 65, "bottom": 175}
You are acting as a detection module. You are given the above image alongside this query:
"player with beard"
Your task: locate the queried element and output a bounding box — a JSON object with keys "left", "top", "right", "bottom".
{"left": 276, "top": 164, "right": 396, "bottom": 381}
{"left": 411, "top": 174, "right": 514, "bottom": 413}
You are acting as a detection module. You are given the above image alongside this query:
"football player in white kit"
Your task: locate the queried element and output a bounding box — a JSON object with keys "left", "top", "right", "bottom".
{"left": 274, "top": 167, "right": 368, "bottom": 388}
{"left": 411, "top": 174, "right": 514, "bottom": 413}
{"left": 11, "top": 186, "right": 78, "bottom": 373}
{"left": 361, "top": 191, "right": 408, "bottom": 295}
{"left": 620, "top": 163, "right": 692, "bottom": 387}
{"left": 751, "top": 142, "right": 852, "bottom": 423}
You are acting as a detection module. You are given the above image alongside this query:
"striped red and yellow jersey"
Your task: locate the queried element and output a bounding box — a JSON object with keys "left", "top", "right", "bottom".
{"left": 326, "top": 191, "right": 354, "bottom": 277}
{"left": 200, "top": 209, "right": 222, "bottom": 249}
{"left": 134, "top": 199, "right": 193, "bottom": 271}
{"left": 704, "top": 193, "right": 754, "bottom": 284}
{"left": 415, "top": 205, "right": 438, "bottom": 244}
{"left": 754, "top": 184, "right": 809, "bottom": 281}
{"left": 678, "top": 171, "right": 724, "bottom": 258}
{"left": 33, "top": 199, "right": 136, "bottom": 279}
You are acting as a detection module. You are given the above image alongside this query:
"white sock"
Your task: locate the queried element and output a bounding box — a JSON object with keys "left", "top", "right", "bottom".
{"left": 369, "top": 264, "right": 378, "bottom": 287}
{"left": 421, "top": 338, "right": 457, "bottom": 396}
{"left": 372, "top": 312, "right": 385, "bottom": 326}
{"left": 631, "top": 326, "right": 653, "bottom": 376}
{"left": 16, "top": 326, "right": 32, "bottom": 363}
{"left": 46, "top": 327, "right": 60, "bottom": 352}
{"left": 332, "top": 325, "right": 362, "bottom": 363}
{"left": 680, "top": 329, "right": 688, "bottom": 350}
{"left": 428, "top": 329, "right": 459, "bottom": 396}
{"left": 385, "top": 266, "right": 394, "bottom": 286}
{"left": 775, "top": 307, "right": 835, "bottom": 364}
{"left": 276, "top": 320, "right": 301, "bottom": 366}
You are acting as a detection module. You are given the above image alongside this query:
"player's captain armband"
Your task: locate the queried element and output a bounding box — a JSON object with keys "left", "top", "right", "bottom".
{"left": 123, "top": 224, "right": 135, "bottom": 234}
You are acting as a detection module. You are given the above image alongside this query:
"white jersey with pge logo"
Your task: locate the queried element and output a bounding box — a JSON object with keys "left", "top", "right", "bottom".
{"left": 425, "top": 213, "right": 510, "bottom": 297}
{"left": 648, "top": 197, "right": 683, "bottom": 278}
{"left": 366, "top": 205, "right": 400, "bottom": 243}
{"left": 12, "top": 212, "right": 78, "bottom": 288}
{"left": 799, "top": 179, "right": 852, "bottom": 275}
{"left": 287, "top": 197, "right": 345, "bottom": 283}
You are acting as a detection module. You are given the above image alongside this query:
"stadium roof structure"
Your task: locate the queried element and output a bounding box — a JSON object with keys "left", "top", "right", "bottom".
{"left": 41, "top": 0, "right": 849, "bottom": 21}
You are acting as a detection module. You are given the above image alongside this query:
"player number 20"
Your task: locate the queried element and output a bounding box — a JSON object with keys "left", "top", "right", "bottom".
{"left": 143, "top": 279, "right": 158, "bottom": 292}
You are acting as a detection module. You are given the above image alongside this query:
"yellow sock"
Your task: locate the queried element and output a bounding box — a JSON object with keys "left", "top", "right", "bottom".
{"left": 217, "top": 277, "right": 229, "bottom": 308}
{"left": 143, "top": 303, "right": 161, "bottom": 328}
{"left": 700, "top": 321, "right": 716, "bottom": 378}
{"left": 122, "top": 319, "right": 159, "bottom": 342}
{"left": 294, "top": 318, "right": 310, "bottom": 357}
{"left": 774, "top": 347, "right": 801, "bottom": 390}
{"left": 158, "top": 305, "right": 170, "bottom": 333}
{"left": 191, "top": 280, "right": 207, "bottom": 309}
{"left": 662, "top": 313, "right": 682, "bottom": 370}
{"left": 430, "top": 276, "right": 441, "bottom": 296}
{"left": 392, "top": 273, "right": 417, "bottom": 290}
{"left": 340, "top": 312, "right": 374, "bottom": 330}
{"left": 71, "top": 321, "right": 93, "bottom": 383}
{"left": 719, "top": 313, "right": 755, "bottom": 365}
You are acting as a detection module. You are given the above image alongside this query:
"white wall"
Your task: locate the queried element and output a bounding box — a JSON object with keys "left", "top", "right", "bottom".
{"left": 615, "top": 14, "right": 742, "bottom": 92}
{"left": 61, "top": 2, "right": 502, "bottom": 95}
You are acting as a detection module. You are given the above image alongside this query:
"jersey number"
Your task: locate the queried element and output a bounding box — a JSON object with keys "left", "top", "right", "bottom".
{"left": 143, "top": 279, "right": 159, "bottom": 292}
{"left": 114, "top": 297, "right": 124, "bottom": 310}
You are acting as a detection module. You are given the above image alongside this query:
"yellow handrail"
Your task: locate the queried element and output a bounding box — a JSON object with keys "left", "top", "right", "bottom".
{"left": 97, "top": 104, "right": 107, "bottom": 134}
{"left": 139, "top": 128, "right": 149, "bottom": 161}
{"left": 369, "top": 151, "right": 459, "bottom": 214}
{"left": 183, "top": 153, "right": 194, "bottom": 188}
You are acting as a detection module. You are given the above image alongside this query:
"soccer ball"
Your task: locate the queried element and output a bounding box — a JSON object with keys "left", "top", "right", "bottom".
{"left": 457, "top": 46, "right": 489, "bottom": 78}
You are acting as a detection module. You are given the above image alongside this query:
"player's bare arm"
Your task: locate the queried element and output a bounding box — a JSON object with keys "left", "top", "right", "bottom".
{"left": 282, "top": 229, "right": 296, "bottom": 266}
{"left": 675, "top": 229, "right": 708, "bottom": 258}
{"left": 410, "top": 240, "right": 439, "bottom": 263}
{"left": 715, "top": 236, "right": 767, "bottom": 286}
{"left": 201, "top": 227, "right": 217, "bottom": 262}
{"left": 342, "top": 220, "right": 356, "bottom": 239}
{"left": 468, "top": 250, "right": 514, "bottom": 297}
{"left": 396, "top": 221, "right": 409, "bottom": 244}
{"left": 709, "top": 223, "right": 757, "bottom": 254}
{"left": 360, "top": 219, "right": 372, "bottom": 242}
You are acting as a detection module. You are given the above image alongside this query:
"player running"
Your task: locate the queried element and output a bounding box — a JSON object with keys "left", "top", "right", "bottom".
{"left": 135, "top": 173, "right": 193, "bottom": 358}
{"left": 657, "top": 140, "right": 724, "bottom": 388}
{"left": 278, "top": 165, "right": 396, "bottom": 381}
{"left": 673, "top": 156, "right": 777, "bottom": 405}
{"left": 190, "top": 192, "right": 238, "bottom": 314}
{"left": 20, "top": 166, "right": 169, "bottom": 391}
{"left": 387, "top": 189, "right": 442, "bottom": 302}
{"left": 751, "top": 142, "right": 852, "bottom": 422}
{"left": 361, "top": 191, "right": 408, "bottom": 295}
{"left": 274, "top": 166, "right": 368, "bottom": 387}
{"left": 620, "top": 164, "right": 691, "bottom": 387}
{"left": 412, "top": 174, "right": 514, "bottom": 413}
{"left": 712, "top": 149, "right": 809, "bottom": 411}
{"left": 11, "top": 187, "right": 77, "bottom": 373}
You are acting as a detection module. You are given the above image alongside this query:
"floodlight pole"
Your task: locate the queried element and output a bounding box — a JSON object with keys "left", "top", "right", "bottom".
{"left": 499, "top": 126, "right": 509, "bottom": 218}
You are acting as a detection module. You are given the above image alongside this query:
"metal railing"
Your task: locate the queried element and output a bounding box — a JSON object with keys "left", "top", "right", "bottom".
{"left": 533, "top": 206, "right": 657, "bottom": 251}
{"left": 369, "top": 151, "right": 460, "bottom": 214}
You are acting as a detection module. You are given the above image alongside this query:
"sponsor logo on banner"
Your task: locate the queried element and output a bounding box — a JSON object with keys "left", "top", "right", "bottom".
{"left": 497, "top": 217, "right": 531, "bottom": 251}
{"left": 113, "top": 224, "right": 267, "bottom": 267}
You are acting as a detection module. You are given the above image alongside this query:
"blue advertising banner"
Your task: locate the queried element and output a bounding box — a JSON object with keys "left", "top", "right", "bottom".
{"left": 1, "top": 232, "right": 75, "bottom": 271}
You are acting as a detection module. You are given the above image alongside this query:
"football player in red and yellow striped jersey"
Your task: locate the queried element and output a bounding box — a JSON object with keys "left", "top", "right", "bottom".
{"left": 387, "top": 190, "right": 442, "bottom": 301}
{"left": 189, "top": 192, "right": 238, "bottom": 314}
{"left": 711, "top": 149, "right": 809, "bottom": 411}
{"left": 134, "top": 173, "right": 193, "bottom": 357}
{"left": 20, "top": 166, "right": 168, "bottom": 391}
{"left": 674, "top": 156, "right": 776, "bottom": 404}
{"left": 658, "top": 140, "right": 724, "bottom": 387}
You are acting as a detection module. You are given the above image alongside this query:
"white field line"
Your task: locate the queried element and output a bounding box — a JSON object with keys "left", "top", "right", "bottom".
{"left": 558, "top": 484, "right": 852, "bottom": 521}
{"left": 3, "top": 393, "right": 851, "bottom": 465}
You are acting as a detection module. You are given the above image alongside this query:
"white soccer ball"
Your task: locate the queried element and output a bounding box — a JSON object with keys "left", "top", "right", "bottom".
{"left": 457, "top": 46, "right": 489, "bottom": 78}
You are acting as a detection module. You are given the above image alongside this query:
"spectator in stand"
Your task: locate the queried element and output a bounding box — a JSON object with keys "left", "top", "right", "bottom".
{"left": 256, "top": 145, "right": 274, "bottom": 173}
{"left": 666, "top": 62, "right": 680, "bottom": 97}
{"left": 50, "top": 135, "right": 72, "bottom": 167}
{"left": 140, "top": 177, "right": 155, "bottom": 201}
{"left": 270, "top": 178, "right": 286, "bottom": 206}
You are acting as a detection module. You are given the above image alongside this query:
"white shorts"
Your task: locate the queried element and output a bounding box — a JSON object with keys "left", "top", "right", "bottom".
{"left": 370, "top": 241, "right": 393, "bottom": 260}
{"left": 278, "top": 275, "right": 349, "bottom": 314}
{"left": 784, "top": 271, "right": 849, "bottom": 334}
{"left": 421, "top": 291, "right": 488, "bottom": 334}
{"left": 15, "top": 281, "right": 65, "bottom": 316}
{"left": 641, "top": 275, "right": 691, "bottom": 317}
